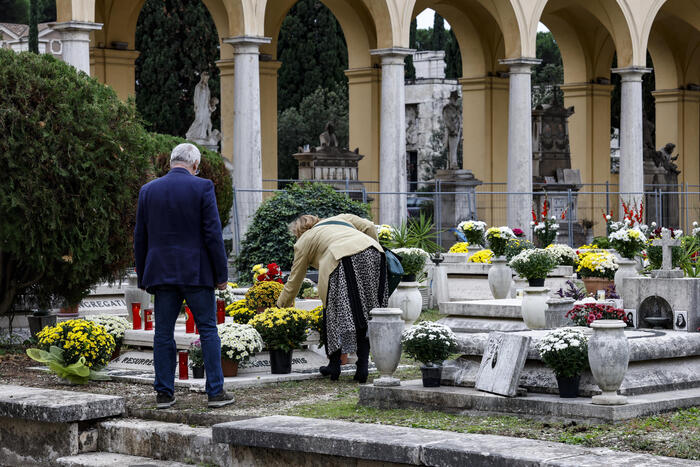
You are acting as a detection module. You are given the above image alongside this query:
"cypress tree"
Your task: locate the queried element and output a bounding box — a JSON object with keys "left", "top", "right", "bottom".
{"left": 28, "top": 0, "right": 38, "bottom": 53}
{"left": 405, "top": 18, "right": 417, "bottom": 80}
{"left": 277, "top": 0, "right": 348, "bottom": 112}
{"left": 135, "top": 0, "right": 220, "bottom": 137}
{"left": 444, "top": 29, "right": 462, "bottom": 79}
{"left": 431, "top": 13, "right": 447, "bottom": 51}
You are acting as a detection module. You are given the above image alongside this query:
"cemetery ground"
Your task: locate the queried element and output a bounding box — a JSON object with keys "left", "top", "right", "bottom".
{"left": 1, "top": 310, "right": 699, "bottom": 462}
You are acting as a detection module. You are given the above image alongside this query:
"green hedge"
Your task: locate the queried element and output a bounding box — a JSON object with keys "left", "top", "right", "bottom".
{"left": 235, "top": 183, "right": 370, "bottom": 276}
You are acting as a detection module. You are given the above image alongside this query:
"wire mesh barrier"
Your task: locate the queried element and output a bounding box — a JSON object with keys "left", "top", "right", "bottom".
{"left": 228, "top": 179, "right": 700, "bottom": 254}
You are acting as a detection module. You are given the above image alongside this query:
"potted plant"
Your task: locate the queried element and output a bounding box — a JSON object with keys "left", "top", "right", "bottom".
{"left": 245, "top": 280, "right": 284, "bottom": 313}
{"left": 509, "top": 248, "right": 557, "bottom": 287}
{"left": 388, "top": 247, "right": 429, "bottom": 327}
{"left": 565, "top": 303, "right": 630, "bottom": 327}
{"left": 545, "top": 244, "right": 578, "bottom": 267}
{"left": 248, "top": 307, "right": 310, "bottom": 374}
{"left": 188, "top": 339, "right": 205, "bottom": 378}
{"left": 401, "top": 321, "right": 458, "bottom": 387}
{"left": 609, "top": 226, "right": 646, "bottom": 293}
{"left": 217, "top": 322, "right": 264, "bottom": 377}
{"left": 536, "top": 327, "right": 589, "bottom": 398}
{"left": 85, "top": 315, "right": 129, "bottom": 360}
{"left": 27, "top": 319, "right": 114, "bottom": 384}
{"left": 530, "top": 198, "right": 563, "bottom": 247}
{"left": 226, "top": 299, "right": 256, "bottom": 324}
{"left": 457, "top": 220, "right": 486, "bottom": 247}
{"left": 509, "top": 249, "right": 557, "bottom": 329}
{"left": 486, "top": 227, "right": 515, "bottom": 299}
{"left": 468, "top": 249, "right": 493, "bottom": 264}
{"left": 576, "top": 249, "right": 618, "bottom": 294}
{"left": 376, "top": 224, "right": 395, "bottom": 248}
{"left": 448, "top": 242, "right": 469, "bottom": 254}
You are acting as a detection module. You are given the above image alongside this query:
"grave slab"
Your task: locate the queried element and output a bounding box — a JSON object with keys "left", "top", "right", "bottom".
{"left": 474, "top": 332, "right": 530, "bottom": 397}
{"left": 359, "top": 380, "right": 700, "bottom": 424}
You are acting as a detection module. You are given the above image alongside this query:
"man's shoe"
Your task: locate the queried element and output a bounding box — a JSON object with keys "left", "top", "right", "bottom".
{"left": 156, "top": 392, "right": 176, "bottom": 410}
{"left": 208, "top": 390, "right": 235, "bottom": 408}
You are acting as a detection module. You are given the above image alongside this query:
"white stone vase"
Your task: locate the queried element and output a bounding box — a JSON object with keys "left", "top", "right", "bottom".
{"left": 368, "top": 308, "right": 404, "bottom": 387}
{"left": 387, "top": 281, "right": 422, "bottom": 328}
{"left": 488, "top": 256, "right": 512, "bottom": 299}
{"left": 521, "top": 287, "right": 550, "bottom": 329}
{"left": 614, "top": 258, "right": 638, "bottom": 303}
{"left": 588, "top": 319, "right": 629, "bottom": 405}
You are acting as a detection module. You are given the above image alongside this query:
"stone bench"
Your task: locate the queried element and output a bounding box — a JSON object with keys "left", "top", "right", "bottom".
{"left": 0, "top": 384, "right": 125, "bottom": 466}
{"left": 211, "top": 415, "right": 696, "bottom": 466}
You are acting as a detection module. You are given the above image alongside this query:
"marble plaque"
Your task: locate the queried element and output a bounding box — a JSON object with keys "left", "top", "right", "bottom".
{"left": 475, "top": 332, "right": 531, "bottom": 397}
{"left": 79, "top": 296, "right": 127, "bottom": 316}
{"left": 109, "top": 351, "right": 155, "bottom": 371}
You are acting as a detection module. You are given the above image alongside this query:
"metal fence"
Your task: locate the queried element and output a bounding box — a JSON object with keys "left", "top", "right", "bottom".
{"left": 230, "top": 179, "right": 700, "bottom": 253}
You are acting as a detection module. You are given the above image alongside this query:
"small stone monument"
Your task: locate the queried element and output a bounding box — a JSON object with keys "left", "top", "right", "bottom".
{"left": 474, "top": 332, "right": 530, "bottom": 397}
{"left": 651, "top": 229, "right": 683, "bottom": 278}
{"left": 186, "top": 72, "right": 221, "bottom": 152}
{"left": 293, "top": 122, "right": 365, "bottom": 200}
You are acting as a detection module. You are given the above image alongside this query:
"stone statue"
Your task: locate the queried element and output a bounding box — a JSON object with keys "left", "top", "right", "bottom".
{"left": 186, "top": 72, "right": 221, "bottom": 149}
{"left": 657, "top": 143, "right": 680, "bottom": 175}
{"left": 442, "top": 91, "right": 462, "bottom": 170}
{"left": 319, "top": 122, "right": 339, "bottom": 148}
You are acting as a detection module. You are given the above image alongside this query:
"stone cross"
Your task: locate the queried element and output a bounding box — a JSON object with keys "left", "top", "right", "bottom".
{"left": 652, "top": 229, "right": 681, "bottom": 270}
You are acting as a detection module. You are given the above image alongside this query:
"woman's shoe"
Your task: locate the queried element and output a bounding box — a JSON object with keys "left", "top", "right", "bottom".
{"left": 319, "top": 365, "right": 331, "bottom": 376}
{"left": 327, "top": 351, "right": 341, "bottom": 381}
{"left": 353, "top": 367, "right": 368, "bottom": 384}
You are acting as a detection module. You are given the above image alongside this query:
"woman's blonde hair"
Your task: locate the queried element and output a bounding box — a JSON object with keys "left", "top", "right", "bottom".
{"left": 289, "top": 214, "right": 321, "bottom": 238}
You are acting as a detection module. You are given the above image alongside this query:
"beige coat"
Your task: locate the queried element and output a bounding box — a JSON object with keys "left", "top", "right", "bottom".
{"left": 277, "top": 214, "right": 383, "bottom": 308}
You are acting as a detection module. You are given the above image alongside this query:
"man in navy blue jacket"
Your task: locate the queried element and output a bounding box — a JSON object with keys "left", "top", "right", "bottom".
{"left": 135, "top": 143, "right": 233, "bottom": 409}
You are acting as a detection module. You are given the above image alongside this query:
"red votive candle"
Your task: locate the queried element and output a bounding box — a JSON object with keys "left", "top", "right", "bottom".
{"left": 178, "top": 351, "right": 189, "bottom": 380}
{"left": 131, "top": 302, "right": 141, "bottom": 330}
{"left": 144, "top": 308, "right": 154, "bottom": 331}
{"left": 185, "top": 306, "right": 194, "bottom": 334}
{"left": 216, "top": 299, "right": 226, "bottom": 324}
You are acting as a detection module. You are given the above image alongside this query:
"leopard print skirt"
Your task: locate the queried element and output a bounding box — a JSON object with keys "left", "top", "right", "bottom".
{"left": 324, "top": 247, "right": 388, "bottom": 355}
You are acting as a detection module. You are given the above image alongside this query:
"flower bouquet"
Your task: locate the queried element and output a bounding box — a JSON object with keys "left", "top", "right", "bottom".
{"left": 252, "top": 262, "right": 283, "bottom": 283}
{"left": 215, "top": 282, "right": 238, "bottom": 306}
{"left": 217, "top": 323, "right": 264, "bottom": 377}
{"left": 27, "top": 319, "right": 114, "bottom": 384}
{"left": 227, "top": 299, "right": 256, "bottom": 324}
{"left": 401, "top": 321, "right": 458, "bottom": 387}
{"left": 457, "top": 220, "right": 486, "bottom": 247}
{"left": 486, "top": 226, "right": 515, "bottom": 258}
{"left": 376, "top": 224, "right": 395, "bottom": 247}
{"left": 545, "top": 244, "right": 578, "bottom": 267}
{"left": 188, "top": 339, "right": 205, "bottom": 378}
{"left": 576, "top": 249, "right": 618, "bottom": 293}
{"left": 448, "top": 242, "right": 469, "bottom": 254}
{"left": 508, "top": 248, "right": 557, "bottom": 286}
{"left": 393, "top": 247, "right": 430, "bottom": 281}
{"left": 536, "top": 328, "right": 589, "bottom": 397}
{"left": 249, "top": 307, "right": 311, "bottom": 374}
{"left": 609, "top": 227, "right": 647, "bottom": 260}
{"left": 245, "top": 280, "right": 284, "bottom": 312}
{"left": 530, "top": 199, "right": 563, "bottom": 247}
{"left": 505, "top": 238, "right": 534, "bottom": 261}
{"left": 85, "top": 315, "right": 129, "bottom": 359}
{"left": 566, "top": 303, "right": 629, "bottom": 326}
{"left": 468, "top": 249, "right": 493, "bottom": 263}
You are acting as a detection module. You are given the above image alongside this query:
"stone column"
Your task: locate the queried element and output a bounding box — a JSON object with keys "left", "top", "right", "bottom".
{"left": 613, "top": 67, "right": 652, "bottom": 207}
{"left": 223, "top": 36, "right": 271, "bottom": 240}
{"left": 371, "top": 48, "right": 413, "bottom": 226}
{"left": 52, "top": 21, "right": 102, "bottom": 75}
{"left": 499, "top": 58, "right": 540, "bottom": 232}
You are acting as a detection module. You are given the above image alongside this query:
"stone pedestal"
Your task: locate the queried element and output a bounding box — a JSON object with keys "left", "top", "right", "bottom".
{"left": 621, "top": 276, "right": 699, "bottom": 332}
{"left": 434, "top": 169, "right": 482, "bottom": 246}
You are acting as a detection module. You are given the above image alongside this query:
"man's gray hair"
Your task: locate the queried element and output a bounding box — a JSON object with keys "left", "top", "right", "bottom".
{"left": 170, "top": 143, "right": 201, "bottom": 167}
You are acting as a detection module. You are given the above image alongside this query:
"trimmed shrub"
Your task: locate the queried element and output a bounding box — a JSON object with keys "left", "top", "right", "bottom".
{"left": 235, "top": 183, "right": 370, "bottom": 275}
{"left": 0, "top": 50, "right": 151, "bottom": 312}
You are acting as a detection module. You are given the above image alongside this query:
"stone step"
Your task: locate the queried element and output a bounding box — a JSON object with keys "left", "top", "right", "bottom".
{"left": 55, "top": 452, "right": 198, "bottom": 467}
{"left": 439, "top": 298, "right": 523, "bottom": 318}
{"left": 439, "top": 317, "right": 529, "bottom": 333}
{"left": 98, "top": 418, "right": 231, "bottom": 466}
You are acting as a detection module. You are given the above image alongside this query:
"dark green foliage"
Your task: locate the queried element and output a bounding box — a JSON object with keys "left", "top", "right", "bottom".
{"left": 405, "top": 19, "right": 417, "bottom": 80}
{"left": 28, "top": 0, "right": 38, "bottom": 53}
{"left": 0, "top": 0, "right": 54, "bottom": 23}
{"left": 0, "top": 50, "right": 151, "bottom": 313}
{"left": 277, "top": 0, "right": 348, "bottom": 112}
{"left": 444, "top": 29, "right": 462, "bottom": 79}
{"left": 533, "top": 32, "right": 563, "bottom": 105}
{"left": 431, "top": 13, "right": 447, "bottom": 51}
{"left": 135, "top": 0, "right": 220, "bottom": 137}
{"left": 142, "top": 132, "right": 233, "bottom": 227}
{"left": 235, "top": 183, "right": 370, "bottom": 273}
{"left": 277, "top": 85, "right": 349, "bottom": 180}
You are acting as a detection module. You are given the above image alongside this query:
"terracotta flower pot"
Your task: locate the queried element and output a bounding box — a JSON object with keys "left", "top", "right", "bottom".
{"left": 221, "top": 358, "right": 239, "bottom": 377}
{"left": 581, "top": 277, "right": 613, "bottom": 296}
